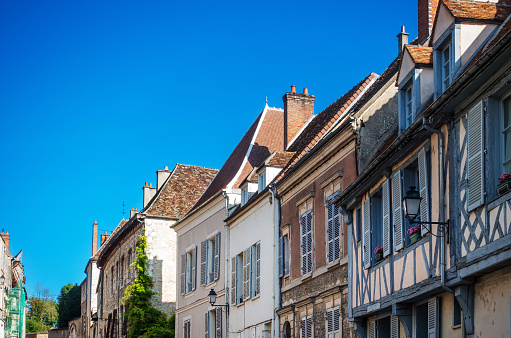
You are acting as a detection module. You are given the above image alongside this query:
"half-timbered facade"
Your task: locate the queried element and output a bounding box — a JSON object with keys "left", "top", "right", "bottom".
{"left": 335, "top": 1, "right": 511, "bottom": 337}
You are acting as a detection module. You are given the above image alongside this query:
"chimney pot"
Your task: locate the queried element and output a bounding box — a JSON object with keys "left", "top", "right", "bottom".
{"left": 164, "top": 166, "right": 168, "bottom": 170}
{"left": 283, "top": 87, "right": 315, "bottom": 149}
{"left": 397, "top": 26, "right": 409, "bottom": 54}
{"left": 291, "top": 85, "right": 296, "bottom": 93}
{"left": 303, "top": 88, "right": 308, "bottom": 95}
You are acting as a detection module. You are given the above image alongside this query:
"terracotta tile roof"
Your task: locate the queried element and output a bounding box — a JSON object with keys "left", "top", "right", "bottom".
{"left": 240, "top": 167, "right": 259, "bottom": 187}
{"left": 266, "top": 151, "right": 295, "bottom": 168}
{"left": 405, "top": 45, "right": 433, "bottom": 65}
{"left": 92, "top": 218, "right": 127, "bottom": 259}
{"left": 144, "top": 164, "right": 218, "bottom": 218}
{"left": 189, "top": 106, "right": 285, "bottom": 212}
{"left": 276, "top": 74, "right": 377, "bottom": 180}
{"left": 443, "top": 0, "right": 511, "bottom": 21}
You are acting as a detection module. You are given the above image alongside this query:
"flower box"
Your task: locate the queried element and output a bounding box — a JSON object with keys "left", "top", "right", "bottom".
{"left": 410, "top": 232, "right": 421, "bottom": 244}
{"left": 497, "top": 180, "right": 511, "bottom": 195}
{"left": 375, "top": 251, "right": 383, "bottom": 262}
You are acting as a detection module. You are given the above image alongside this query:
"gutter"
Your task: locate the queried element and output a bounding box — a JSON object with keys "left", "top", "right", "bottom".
{"left": 269, "top": 184, "right": 281, "bottom": 338}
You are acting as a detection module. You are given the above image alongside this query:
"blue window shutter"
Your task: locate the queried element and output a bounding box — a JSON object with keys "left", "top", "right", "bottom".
{"left": 382, "top": 179, "right": 391, "bottom": 257}
{"left": 393, "top": 171, "right": 404, "bottom": 251}
{"left": 363, "top": 198, "right": 371, "bottom": 269}
{"left": 418, "top": 147, "right": 430, "bottom": 236}
{"left": 467, "top": 101, "right": 484, "bottom": 211}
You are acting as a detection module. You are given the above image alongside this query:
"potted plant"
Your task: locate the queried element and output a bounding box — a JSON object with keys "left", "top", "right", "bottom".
{"left": 374, "top": 246, "right": 383, "bottom": 262}
{"left": 407, "top": 226, "right": 421, "bottom": 244}
{"left": 497, "top": 173, "right": 511, "bottom": 195}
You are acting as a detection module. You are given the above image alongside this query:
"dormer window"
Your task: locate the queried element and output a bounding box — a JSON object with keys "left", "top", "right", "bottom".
{"left": 441, "top": 41, "right": 452, "bottom": 91}
{"left": 258, "top": 171, "right": 266, "bottom": 192}
{"left": 404, "top": 85, "right": 413, "bottom": 128}
{"left": 240, "top": 182, "right": 258, "bottom": 206}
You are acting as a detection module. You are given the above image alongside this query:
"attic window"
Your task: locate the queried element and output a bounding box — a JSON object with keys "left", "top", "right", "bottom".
{"left": 258, "top": 171, "right": 266, "bottom": 191}
{"left": 405, "top": 85, "right": 413, "bottom": 127}
{"left": 441, "top": 42, "right": 452, "bottom": 91}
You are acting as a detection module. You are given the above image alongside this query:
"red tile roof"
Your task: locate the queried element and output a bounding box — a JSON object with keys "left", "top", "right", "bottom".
{"left": 189, "top": 106, "right": 285, "bottom": 212}
{"left": 144, "top": 164, "right": 218, "bottom": 218}
{"left": 239, "top": 167, "right": 259, "bottom": 187}
{"left": 266, "top": 151, "right": 295, "bottom": 168}
{"left": 443, "top": 0, "right": 511, "bottom": 21}
{"left": 405, "top": 45, "right": 433, "bottom": 65}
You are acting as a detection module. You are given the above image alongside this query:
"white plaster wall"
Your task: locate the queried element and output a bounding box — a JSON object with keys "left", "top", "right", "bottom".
{"left": 145, "top": 217, "right": 176, "bottom": 312}
{"left": 474, "top": 266, "right": 511, "bottom": 337}
{"left": 229, "top": 197, "right": 274, "bottom": 335}
{"left": 419, "top": 68, "right": 434, "bottom": 106}
{"left": 460, "top": 23, "right": 497, "bottom": 67}
{"left": 432, "top": 6, "right": 455, "bottom": 45}
{"left": 398, "top": 52, "right": 414, "bottom": 85}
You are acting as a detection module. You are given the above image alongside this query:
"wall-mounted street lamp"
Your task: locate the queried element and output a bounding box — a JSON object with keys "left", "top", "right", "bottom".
{"left": 403, "top": 186, "right": 450, "bottom": 243}
{"left": 208, "top": 289, "right": 229, "bottom": 315}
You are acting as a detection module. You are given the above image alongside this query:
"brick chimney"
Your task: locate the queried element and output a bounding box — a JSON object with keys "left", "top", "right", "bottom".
{"left": 143, "top": 182, "right": 157, "bottom": 208}
{"left": 283, "top": 86, "right": 315, "bottom": 149}
{"left": 0, "top": 229, "right": 9, "bottom": 252}
{"left": 156, "top": 166, "right": 172, "bottom": 191}
{"left": 418, "top": 0, "right": 439, "bottom": 44}
{"left": 92, "top": 221, "right": 98, "bottom": 256}
{"left": 100, "top": 231, "right": 110, "bottom": 246}
{"left": 130, "top": 208, "right": 138, "bottom": 218}
{"left": 397, "top": 26, "right": 409, "bottom": 55}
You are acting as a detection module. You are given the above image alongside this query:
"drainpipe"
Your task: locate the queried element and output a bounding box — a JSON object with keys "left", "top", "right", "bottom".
{"left": 269, "top": 184, "right": 281, "bottom": 338}
{"left": 422, "top": 118, "right": 453, "bottom": 293}
{"left": 222, "top": 190, "right": 230, "bottom": 336}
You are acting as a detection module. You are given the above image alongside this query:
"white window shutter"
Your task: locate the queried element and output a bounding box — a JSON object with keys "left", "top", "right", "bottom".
{"left": 369, "top": 321, "right": 376, "bottom": 338}
{"left": 382, "top": 179, "right": 390, "bottom": 257}
{"left": 428, "top": 298, "right": 437, "bottom": 337}
{"left": 301, "top": 318, "right": 306, "bottom": 338}
{"left": 327, "top": 197, "right": 334, "bottom": 263}
{"left": 180, "top": 254, "right": 186, "bottom": 295}
{"left": 278, "top": 236, "right": 284, "bottom": 277}
{"left": 205, "top": 312, "right": 209, "bottom": 338}
{"left": 418, "top": 147, "right": 430, "bottom": 236}
{"left": 215, "top": 308, "right": 222, "bottom": 338}
{"left": 192, "top": 246, "right": 197, "bottom": 291}
{"left": 231, "top": 257, "right": 236, "bottom": 305}
{"left": 326, "top": 310, "right": 333, "bottom": 337}
{"left": 255, "top": 242, "right": 261, "bottom": 296}
{"left": 467, "top": 101, "right": 484, "bottom": 211}
{"left": 301, "top": 212, "right": 314, "bottom": 275}
{"left": 391, "top": 315, "right": 399, "bottom": 338}
{"left": 243, "top": 248, "right": 251, "bottom": 300}
{"left": 200, "top": 240, "right": 208, "bottom": 286}
{"left": 393, "top": 171, "right": 404, "bottom": 251}
{"left": 333, "top": 200, "right": 341, "bottom": 262}
{"left": 363, "top": 198, "right": 371, "bottom": 269}
{"left": 306, "top": 316, "right": 312, "bottom": 338}
{"left": 306, "top": 212, "right": 313, "bottom": 273}
{"left": 214, "top": 233, "right": 221, "bottom": 280}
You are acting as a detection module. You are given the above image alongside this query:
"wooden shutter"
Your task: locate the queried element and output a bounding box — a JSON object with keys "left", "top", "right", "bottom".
{"left": 278, "top": 236, "right": 284, "bottom": 277}
{"left": 192, "top": 246, "right": 197, "bottom": 291}
{"left": 306, "top": 316, "right": 312, "bottom": 338}
{"left": 306, "top": 212, "right": 313, "bottom": 274}
{"left": 214, "top": 233, "right": 221, "bottom": 280}
{"left": 205, "top": 312, "right": 209, "bottom": 338}
{"left": 467, "top": 101, "right": 484, "bottom": 211}
{"left": 215, "top": 308, "right": 222, "bottom": 338}
{"left": 333, "top": 199, "right": 341, "bottom": 261}
{"left": 363, "top": 198, "right": 371, "bottom": 269}
{"left": 180, "top": 254, "right": 186, "bottom": 295}
{"left": 382, "top": 179, "right": 391, "bottom": 257}
{"left": 200, "top": 240, "right": 208, "bottom": 286}
{"left": 428, "top": 298, "right": 437, "bottom": 337}
{"left": 255, "top": 242, "right": 261, "bottom": 296}
{"left": 301, "top": 214, "right": 307, "bottom": 275}
{"left": 231, "top": 257, "right": 236, "bottom": 305}
{"left": 327, "top": 197, "right": 334, "bottom": 263}
{"left": 418, "top": 147, "right": 430, "bottom": 236}
{"left": 369, "top": 321, "right": 376, "bottom": 338}
{"left": 243, "top": 248, "right": 251, "bottom": 300}
{"left": 301, "top": 211, "right": 313, "bottom": 275}
{"left": 391, "top": 315, "right": 399, "bottom": 338}
{"left": 326, "top": 308, "right": 340, "bottom": 338}
{"left": 301, "top": 318, "right": 306, "bottom": 338}
{"left": 393, "top": 171, "right": 404, "bottom": 251}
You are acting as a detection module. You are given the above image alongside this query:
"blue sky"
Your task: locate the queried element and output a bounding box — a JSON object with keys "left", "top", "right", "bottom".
{"left": 0, "top": 0, "right": 418, "bottom": 297}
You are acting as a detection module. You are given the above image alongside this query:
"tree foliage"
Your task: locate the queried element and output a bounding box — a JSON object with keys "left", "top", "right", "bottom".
{"left": 57, "top": 283, "right": 81, "bottom": 328}
{"left": 123, "top": 234, "right": 174, "bottom": 338}
{"left": 26, "top": 284, "right": 57, "bottom": 333}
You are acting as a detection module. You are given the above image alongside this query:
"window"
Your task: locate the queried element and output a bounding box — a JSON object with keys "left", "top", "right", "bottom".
{"left": 405, "top": 85, "right": 413, "bottom": 128}
{"left": 416, "top": 298, "right": 437, "bottom": 338}
{"left": 301, "top": 316, "right": 312, "bottom": 338}
{"left": 370, "top": 189, "right": 383, "bottom": 265}
{"left": 110, "top": 267, "right": 114, "bottom": 294}
{"left": 503, "top": 96, "right": 511, "bottom": 172}
{"left": 453, "top": 298, "right": 462, "bottom": 328}
{"left": 241, "top": 188, "right": 249, "bottom": 205}
{"left": 300, "top": 210, "right": 313, "bottom": 275}
{"left": 127, "top": 249, "right": 132, "bottom": 280}
{"left": 183, "top": 320, "right": 191, "bottom": 338}
{"left": 368, "top": 316, "right": 400, "bottom": 338}
{"left": 231, "top": 242, "right": 261, "bottom": 305}
{"left": 441, "top": 42, "right": 452, "bottom": 91}
{"left": 326, "top": 192, "right": 341, "bottom": 263}
{"left": 120, "top": 256, "right": 124, "bottom": 286}
{"left": 278, "top": 235, "right": 289, "bottom": 277}
{"left": 200, "top": 233, "right": 221, "bottom": 286}
{"left": 402, "top": 159, "right": 420, "bottom": 243}
{"left": 326, "top": 307, "right": 340, "bottom": 338}
{"left": 205, "top": 308, "right": 221, "bottom": 338}
{"left": 258, "top": 171, "right": 266, "bottom": 192}
{"left": 180, "top": 247, "right": 197, "bottom": 295}
{"left": 356, "top": 207, "right": 362, "bottom": 243}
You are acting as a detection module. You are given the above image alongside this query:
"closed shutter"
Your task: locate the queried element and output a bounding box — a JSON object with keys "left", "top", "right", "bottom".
{"left": 333, "top": 200, "right": 341, "bottom": 261}
{"left": 418, "top": 147, "right": 430, "bottom": 236}
{"left": 301, "top": 211, "right": 313, "bottom": 275}
{"left": 205, "top": 312, "right": 209, "bottom": 338}
{"left": 467, "top": 101, "right": 484, "bottom": 211}
{"left": 255, "top": 242, "right": 261, "bottom": 296}
{"left": 200, "top": 240, "right": 208, "bottom": 286}
{"left": 192, "top": 246, "right": 197, "bottom": 291}
{"left": 393, "top": 171, "right": 404, "bottom": 251}
{"left": 363, "top": 198, "right": 371, "bottom": 269}
{"left": 180, "top": 254, "right": 186, "bottom": 295}
{"left": 215, "top": 308, "right": 222, "bottom": 338}
{"left": 278, "top": 236, "right": 284, "bottom": 277}
{"left": 391, "top": 315, "right": 399, "bottom": 338}
{"left": 301, "top": 318, "right": 306, "bottom": 338}
{"left": 231, "top": 257, "right": 236, "bottom": 305}
{"left": 243, "top": 248, "right": 251, "bottom": 300}
{"left": 369, "top": 321, "right": 376, "bottom": 338}
{"left": 301, "top": 316, "right": 312, "bottom": 338}
{"left": 326, "top": 193, "right": 340, "bottom": 263}
{"left": 326, "top": 308, "right": 340, "bottom": 338}
{"left": 214, "top": 233, "right": 221, "bottom": 280}
{"left": 428, "top": 298, "right": 437, "bottom": 338}
{"left": 382, "top": 179, "right": 391, "bottom": 257}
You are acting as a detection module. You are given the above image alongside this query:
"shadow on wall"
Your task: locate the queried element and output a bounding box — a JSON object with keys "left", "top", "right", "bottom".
{"left": 151, "top": 259, "right": 176, "bottom": 316}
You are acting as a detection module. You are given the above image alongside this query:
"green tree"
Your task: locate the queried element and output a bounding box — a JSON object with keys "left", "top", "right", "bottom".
{"left": 26, "top": 284, "right": 57, "bottom": 333}
{"left": 123, "top": 234, "right": 174, "bottom": 337}
{"left": 56, "top": 283, "right": 81, "bottom": 328}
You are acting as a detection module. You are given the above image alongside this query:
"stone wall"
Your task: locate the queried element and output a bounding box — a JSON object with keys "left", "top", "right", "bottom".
{"left": 48, "top": 328, "right": 68, "bottom": 338}
{"left": 26, "top": 333, "right": 48, "bottom": 338}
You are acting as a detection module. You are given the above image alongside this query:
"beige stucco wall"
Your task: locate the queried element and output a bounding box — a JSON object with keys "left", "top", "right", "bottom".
{"left": 460, "top": 23, "right": 497, "bottom": 67}
{"left": 432, "top": 5, "right": 454, "bottom": 45}
{"left": 474, "top": 266, "right": 511, "bottom": 338}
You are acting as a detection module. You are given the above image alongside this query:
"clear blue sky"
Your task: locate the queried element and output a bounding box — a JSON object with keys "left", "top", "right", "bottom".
{"left": 0, "top": 0, "right": 418, "bottom": 297}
